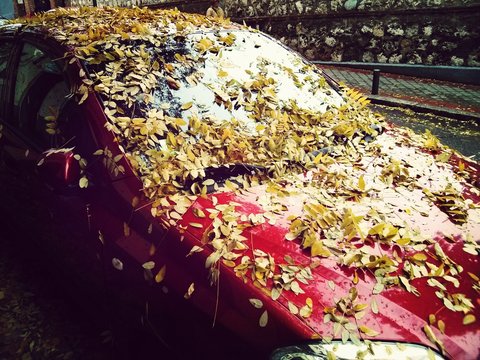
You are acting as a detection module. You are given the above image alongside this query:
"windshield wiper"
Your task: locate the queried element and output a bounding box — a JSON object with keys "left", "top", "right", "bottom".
{"left": 184, "top": 163, "right": 267, "bottom": 192}
{"left": 205, "top": 163, "right": 266, "bottom": 182}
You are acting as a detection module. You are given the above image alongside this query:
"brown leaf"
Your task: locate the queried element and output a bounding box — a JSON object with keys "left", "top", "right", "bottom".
{"left": 155, "top": 265, "right": 166, "bottom": 283}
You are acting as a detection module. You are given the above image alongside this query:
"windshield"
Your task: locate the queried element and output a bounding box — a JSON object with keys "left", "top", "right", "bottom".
{"left": 149, "top": 31, "right": 343, "bottom": 135}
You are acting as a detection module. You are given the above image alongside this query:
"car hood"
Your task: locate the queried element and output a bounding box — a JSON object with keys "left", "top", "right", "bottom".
{"left": 170, "top": 131, "right": 480, "bottom": 359}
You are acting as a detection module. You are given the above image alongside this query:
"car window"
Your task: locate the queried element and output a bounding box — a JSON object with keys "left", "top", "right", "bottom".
{"left": 13, "top": 42, "right": 71, "bottom": 148}
{"left": 0, "top": 40, "right": 12, "bottom": 102}
{"left": 145, "top": 31, "right": 343, "bottom": 135}
{"left": 57, "top": 100, "right": 98, "bottom": 158}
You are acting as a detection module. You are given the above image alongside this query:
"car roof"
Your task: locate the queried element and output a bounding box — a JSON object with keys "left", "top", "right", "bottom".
{"left": 4, "top": 6, "right": 243, "bottom": 44}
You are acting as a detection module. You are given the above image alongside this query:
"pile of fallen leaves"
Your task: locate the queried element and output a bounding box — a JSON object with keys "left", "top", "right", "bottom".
{"left": 11, "top": 6, "right": 480, "bottom": 356}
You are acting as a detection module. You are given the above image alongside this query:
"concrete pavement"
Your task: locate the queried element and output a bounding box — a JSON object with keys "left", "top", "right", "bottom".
{"left": 320, "top": 65, "right": 480, "bottom": 121}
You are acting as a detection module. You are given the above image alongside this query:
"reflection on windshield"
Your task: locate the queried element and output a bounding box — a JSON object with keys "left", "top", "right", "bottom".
{"left": 151, "top": 31, "right": 343, "bottom": 136}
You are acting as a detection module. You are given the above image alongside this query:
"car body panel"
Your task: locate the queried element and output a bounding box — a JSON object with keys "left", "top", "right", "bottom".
{"left": 174, "top": 173, "right": 480, "bottom": 358}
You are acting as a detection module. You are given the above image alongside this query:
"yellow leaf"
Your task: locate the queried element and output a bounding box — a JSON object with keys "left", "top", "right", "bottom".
{"left": 79, "top": 176, "right": 89, "bottom": 188}
{"left": 358, "top": 175, "right": 365, "bottom": 191}
{"left": 353, "top": 270, "right": 359, "bottom": 285}
{"left": 202, "top": 179, "right": 215, "bottom": 186}
{"left": 259, "top": 310, "right": 268, "bottom": 327}
{"left": 167, "top": 132, "right": 177, "bottom": 147}
{"left": 353, "top": 303, "right": 368, "bottom": 312}
{"left": 181, "top": 102, "right": 193, "bottom": 110}
{"left": 123, "top": 222, "right": 130, "bottom": 237}
{"left": 187, "top": 245, "right": 203, "bottom": 257}
{"left": 225, "top": 179, "right": 238, "bottom": 191}
{"left": 249, "top": 299, "right": 263, "bottom": 309}
{"left": 300, "top": 304, "right": 312, "bottom": 318}
{"left": 435, "top": 152, "right": 451, "bottom": 163}
{"left": 313, "top": 152, "right": 324, "bottom": 164}
{"left": 193, "top": 208, "right": 206, "bottom": 218}
{"left": 327, "top": 280, "right": 335, "bottom": 291}
{"left": 412, "top": 253, "right": 427, "bottom": 262}
{"left": 463, "top": 314, "right": 475, "bottom": 325}
{"left": 218, "top": 69, "right": 228, "bottom": 77}
{"left": 149, "top": 243, "right": 156, "bottom": 255}
{"left": 170, "top": 211, "right": 182, "bottom": 220}
{"left": 423, "top": 324, "right": 437, "bottom": 344}
{"left": 288, "top": 302, "right": 298, "bottom": 315}
{"left": 184, "top": 283, "right": 195, "bottom": 299}
{"left": 396, "top": 237, "right": 411, "bottom": 246}
{"left": 223, "top": 259, "right": 236, "bottom": 267}
{"left": 327, "top": 351, "right": 337, "bottom": 360}
{"left": 468, "top": 272, "right": 479, "bottom": 282}
{"left": 256, "top": 124, "right": 266, "bottom": 132}
{"left": 359, "top": 325, "right": 380, "bottom": 337}
{"left": 438, "top": 320, "right": 445, "bottom": 334}
{"left": 306, "top": 298, "right": 313, "bottom": 308}
{"left": 196, "top": 37, "right": 214, "bottom": 53}
{"left": 155, "top": 265, "right": 166, "bottom": 283}
{"left": 189, "top": 222, "right": 203, "bottom": 228}
{"left": 142, "top": 261, "right": 155, "bottom": 270}
{"left": 424, "top": 130, "right": 440, "bottom": 150}
{"left": 311, "top": 240, "right": 332, "bottom": 258}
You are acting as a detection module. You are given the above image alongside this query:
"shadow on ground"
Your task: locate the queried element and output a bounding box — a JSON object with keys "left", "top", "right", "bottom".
{"left": 0, "top": 216, "right": 173, "bottom": 360}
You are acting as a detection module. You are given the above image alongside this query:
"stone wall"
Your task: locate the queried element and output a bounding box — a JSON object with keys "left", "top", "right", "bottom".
{"left": 225, "top": 0, "right": 480, "bottom": 66}
{"left": 225, "top": 0, "right": 477, "bottom": 16}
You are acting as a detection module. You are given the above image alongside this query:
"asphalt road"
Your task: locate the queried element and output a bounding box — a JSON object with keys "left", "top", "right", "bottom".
{"left": 373, "top": 104, "right": 480, "bottom": 161}
{"left": 1, "top": 105, "right": 479, "bottom": 360}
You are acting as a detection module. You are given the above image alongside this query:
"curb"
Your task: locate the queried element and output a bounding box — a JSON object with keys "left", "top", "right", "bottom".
{"left": 367, "top": 95, "right": 480, "bottom": 122}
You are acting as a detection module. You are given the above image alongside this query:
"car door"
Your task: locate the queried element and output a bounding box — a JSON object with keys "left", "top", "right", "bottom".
{"left": 0, "top": 35, "right": 106, "bottom": 294}
{"left": 0, "top": 32, "right": 162, "bottom": 325}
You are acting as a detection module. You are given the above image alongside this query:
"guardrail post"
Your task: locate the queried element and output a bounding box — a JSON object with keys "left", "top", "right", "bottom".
{"left": 372, "top": 68, "right": 380, "bottom": 95}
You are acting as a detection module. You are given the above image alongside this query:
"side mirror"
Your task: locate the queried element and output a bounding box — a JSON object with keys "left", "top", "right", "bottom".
{"left": 37, "top": 149, "right": 81, "bottom": 191}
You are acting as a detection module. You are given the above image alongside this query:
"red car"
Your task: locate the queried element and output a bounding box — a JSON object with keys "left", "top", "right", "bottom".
{"left": 0, "top": 7, "right": 479, "bottom": 359}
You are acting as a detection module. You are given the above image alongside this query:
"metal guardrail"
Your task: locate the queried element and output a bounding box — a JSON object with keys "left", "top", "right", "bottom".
{"left": 312, "top": 61, "right": 480, "bottom": 86}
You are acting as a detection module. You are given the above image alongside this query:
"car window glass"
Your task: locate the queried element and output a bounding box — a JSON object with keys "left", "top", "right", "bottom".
{"left": 0, "top": 40, "right": 12, "bottom": 100}
{"left": 57, "top": 101, "right": 98, "bottom": 158}
{"left": 13, "top": 42, "right": 71, "bottom": 148}
{"left": 144, "top": 31, "right": 343, "bottom": 136}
